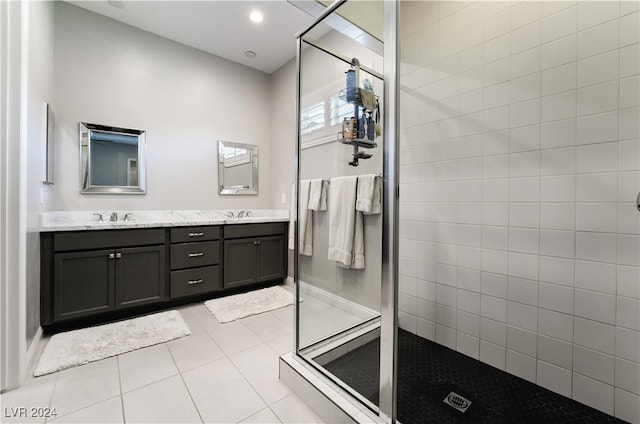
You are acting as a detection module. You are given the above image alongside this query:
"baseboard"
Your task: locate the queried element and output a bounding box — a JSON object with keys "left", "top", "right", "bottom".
{"left": 22, "top": 327, "right": 44, "bottom": 382}
{"left": 297, "top": 280, "right": 378, "bottom": 321}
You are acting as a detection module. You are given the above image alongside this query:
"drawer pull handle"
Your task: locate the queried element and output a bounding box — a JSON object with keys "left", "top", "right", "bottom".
{"left": 188, "top": 252, "right": 204, "bottom": 258}
{"left": 187, "top": 279, "right": 204, "bottom": 285}
{"left": 188, "top": 232, "right": 204, "bottom": 237}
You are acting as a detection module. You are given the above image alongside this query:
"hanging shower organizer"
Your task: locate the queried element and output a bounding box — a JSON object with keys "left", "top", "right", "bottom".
{"left": 338, "top": 58, "right": 380, "bottom": 167}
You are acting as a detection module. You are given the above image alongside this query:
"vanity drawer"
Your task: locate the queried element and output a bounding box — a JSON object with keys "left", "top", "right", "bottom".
{"left": 171, "top": 226, "right": 220, "bottom": 243}
{"left": 54, "top": 229, "right": 165, "bottom": 252}
{"left": 171, "top": 241, "right": 219, "bottom": 270}
{"left": 170, "top": 266, "right": 220, "bottom": 298}
{"left": 224, "top": 223, "right": 286, "bottom": 239}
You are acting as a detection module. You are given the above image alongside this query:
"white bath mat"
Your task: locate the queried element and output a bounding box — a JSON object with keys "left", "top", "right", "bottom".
{"left": 205, "top": 285, "right": 294, "bottom": 323}
{"left": 34, "top": 310, "right": 190, "bottom": 377}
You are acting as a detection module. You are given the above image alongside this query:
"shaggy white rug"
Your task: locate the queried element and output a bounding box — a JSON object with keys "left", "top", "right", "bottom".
{"left": 205, "top": 285, "right": 294, "bottom": 323}
{"left": 34, "top": 310, "right": 190, "bottom": 377}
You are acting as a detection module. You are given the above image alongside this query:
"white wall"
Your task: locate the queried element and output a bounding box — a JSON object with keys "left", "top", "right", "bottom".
{"left": 52, "top": 2, "right": 272, "bottom": 211}
{"left": 398, "top": 1, "right": 639, "bottom": 422}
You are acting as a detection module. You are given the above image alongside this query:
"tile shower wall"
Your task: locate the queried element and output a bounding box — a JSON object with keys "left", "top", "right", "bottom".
{"left": 397, "top": 1, "right": 639, "bottom": 422}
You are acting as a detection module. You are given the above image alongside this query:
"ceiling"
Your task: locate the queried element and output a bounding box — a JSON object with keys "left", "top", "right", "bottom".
{"left": 66, "top": 0, "right": 324, "bottom": 74}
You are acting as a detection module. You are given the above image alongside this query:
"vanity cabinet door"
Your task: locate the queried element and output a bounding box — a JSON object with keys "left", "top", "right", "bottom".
{"left": 223, "top": 234, "right": 286, "bottom": 289}
{"left": 115, "top": 245, "right": 165, "bottom": 309}
{"left": 256, "top": 235, "right": 285, "bottom": 283}
{"left": 53, "top": 249, "right": 116, "bottom": 322}
{"left": 223, "top": 238, "right": 258, "bottom": 289}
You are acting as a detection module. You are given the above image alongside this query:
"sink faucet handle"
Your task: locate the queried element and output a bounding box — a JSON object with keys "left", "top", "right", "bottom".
{"left": 93, "top": 213, "right": 104, "bottom": 222}
{"left": 123, "top": 213, "right": 133, "bottom": 221}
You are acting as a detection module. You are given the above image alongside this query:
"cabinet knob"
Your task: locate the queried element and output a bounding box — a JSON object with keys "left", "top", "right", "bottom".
{"left": 109, "top": 253, "right": 115, "bottom": 259}
{"left": 188, "top": 252, "right": 204, "bottom": 258}
{"left": 115, "top": 252, "right": 122, "bottom": 259}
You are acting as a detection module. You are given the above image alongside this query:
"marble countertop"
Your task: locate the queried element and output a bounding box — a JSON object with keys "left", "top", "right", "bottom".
{"left": 40, "top": 209, "right": 290, "bottom": 232}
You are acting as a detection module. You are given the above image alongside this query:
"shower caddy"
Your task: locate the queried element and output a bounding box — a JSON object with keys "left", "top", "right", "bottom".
{"left": 338, "top": 58, "right": 380, "bottom": 167}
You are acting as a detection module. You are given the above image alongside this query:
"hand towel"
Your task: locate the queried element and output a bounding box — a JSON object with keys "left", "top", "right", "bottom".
{"left": 298, "top": 179, "right": 313, "bottom": 256}
{"left": 356, "top": 174, "right": 381, "bottom": 215}
{"left": 328, "top": 176, "right": 360, "bottom": 268}
{"left": 308, "top": 179, "right": 327, "bottom": 211}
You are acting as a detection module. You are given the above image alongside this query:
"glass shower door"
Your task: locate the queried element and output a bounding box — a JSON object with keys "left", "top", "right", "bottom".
{"left": 294, "top": 0, "right": 386, "bottom": 411}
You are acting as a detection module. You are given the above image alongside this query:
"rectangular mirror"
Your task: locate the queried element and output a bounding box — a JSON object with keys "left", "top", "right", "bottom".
{"left": 80, "top": 122, "right": 146, "bottom": 194}
{"left": 218, "top": 140, "right": 258, "bottom": 195}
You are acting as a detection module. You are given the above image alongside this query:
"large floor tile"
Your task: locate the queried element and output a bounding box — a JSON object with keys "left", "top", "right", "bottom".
{"left": 240, "top": 313, "right": 293, "bottom": 343}
{"left": 122, "top": 375, "right": 201, "bottom": 423}
{"left": 229, "top": 343, "right": 290, "bottom": 405}
{"left": 268, "top": 305, "right": 294, "bottom": 327}
{"left": 270, "top": 394, "right": 325, "bottom": 424}
{"left": 0, "top": 373, "right": 58, "bottom": 424}
{"left": 267, "top": 333, "right": 294, "bottom": 356}
{"left": 49, "top": 396, "right": 123, "bottom": 423}
{"left": 49, "top": 358, "right": 120, "bottom": 418}
{"left": 118, "top": 344, "right": 178, "bottom": 393}
{"left": 182, "top": 358, "right": 265, "bottom": 423}
{"left": 204, "top": 321, "right": 262, "bottom": 356}
{"left": 239, "top": 408, "right": 282, "bottom": 423}
{"left": 166, "top": 332, "right": 225, "bottom": 372}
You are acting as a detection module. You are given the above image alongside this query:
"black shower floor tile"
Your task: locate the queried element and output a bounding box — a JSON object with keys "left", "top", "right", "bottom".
{"left": 324, "top": 329, "right": 629, "bottom": 424}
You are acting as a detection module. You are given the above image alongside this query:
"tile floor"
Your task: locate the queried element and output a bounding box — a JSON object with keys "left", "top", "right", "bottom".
{"left": 1, "top": 298, "right": 328, "bottom": 424}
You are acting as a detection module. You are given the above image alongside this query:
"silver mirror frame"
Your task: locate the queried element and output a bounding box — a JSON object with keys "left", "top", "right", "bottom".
{"left": 80, "top": 122, "right": 147, "bottom": 194}
{"left": 218, "top": 140, "right": 258, "bottom": 195}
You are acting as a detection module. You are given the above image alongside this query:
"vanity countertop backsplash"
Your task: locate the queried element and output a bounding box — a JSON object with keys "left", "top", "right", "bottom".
{"left": 40, "top": 209, "right": 290, "bottom": 232}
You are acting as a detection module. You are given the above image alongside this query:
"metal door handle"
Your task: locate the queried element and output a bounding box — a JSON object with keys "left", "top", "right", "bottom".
{"left": 188, "top": 232, "right": 204, "bottom": 237}
{"left": 188, "top": 252, "right": 204, "bottom": 258}
{"left": 187, "top": 279, "right": 204, "bottom": 285}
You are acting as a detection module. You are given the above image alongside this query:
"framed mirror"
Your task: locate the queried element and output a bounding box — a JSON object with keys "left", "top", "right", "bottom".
{"left": 80, "top": 122, "right": 146, "bottom": 194}
{"left": 218, "top": 140, "right": 258, "bottom": 195}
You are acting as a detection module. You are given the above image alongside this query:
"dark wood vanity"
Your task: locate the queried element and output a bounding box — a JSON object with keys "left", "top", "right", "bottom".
{"left": 40, "top": 221, "right": 288, "bottom": 333}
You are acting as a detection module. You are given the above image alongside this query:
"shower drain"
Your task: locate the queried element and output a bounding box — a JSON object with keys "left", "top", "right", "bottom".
{"left": 443, "top": 391, "right": 472, "bottom": 413}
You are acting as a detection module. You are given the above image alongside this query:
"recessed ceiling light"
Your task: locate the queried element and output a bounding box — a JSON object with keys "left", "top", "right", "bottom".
{"left": 249, "top": 10, "right": 263, "bottom": 23}
{"left": 245, "top": 51, "right": 257, "bottom": 59}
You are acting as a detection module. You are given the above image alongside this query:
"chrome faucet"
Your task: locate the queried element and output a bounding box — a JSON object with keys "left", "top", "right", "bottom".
{"left": 110, "top": 212, "right": 118, "bottom": 222}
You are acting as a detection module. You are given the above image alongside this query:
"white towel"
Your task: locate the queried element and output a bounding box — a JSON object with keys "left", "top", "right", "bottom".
{"left": 308, "top": 179, "right": 327, "bottom": 211}
{"left": 298, "top": 180, "right": 313, "bottom": 256}
{"left": 288, "top": 183, "right": 295, "bottom": 250}
{"left": 288, "top": 180, "right": 313, "bottom": 255}
{"left": 356, "top": 175, "right": 381, "bottom": 215}
{"left": 328, "top": 176, "right": 364, "bottom": 268}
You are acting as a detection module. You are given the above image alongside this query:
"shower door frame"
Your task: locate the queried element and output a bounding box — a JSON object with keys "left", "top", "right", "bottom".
{"left": 293, "top": 1, "right": 400, "bottom": 422}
